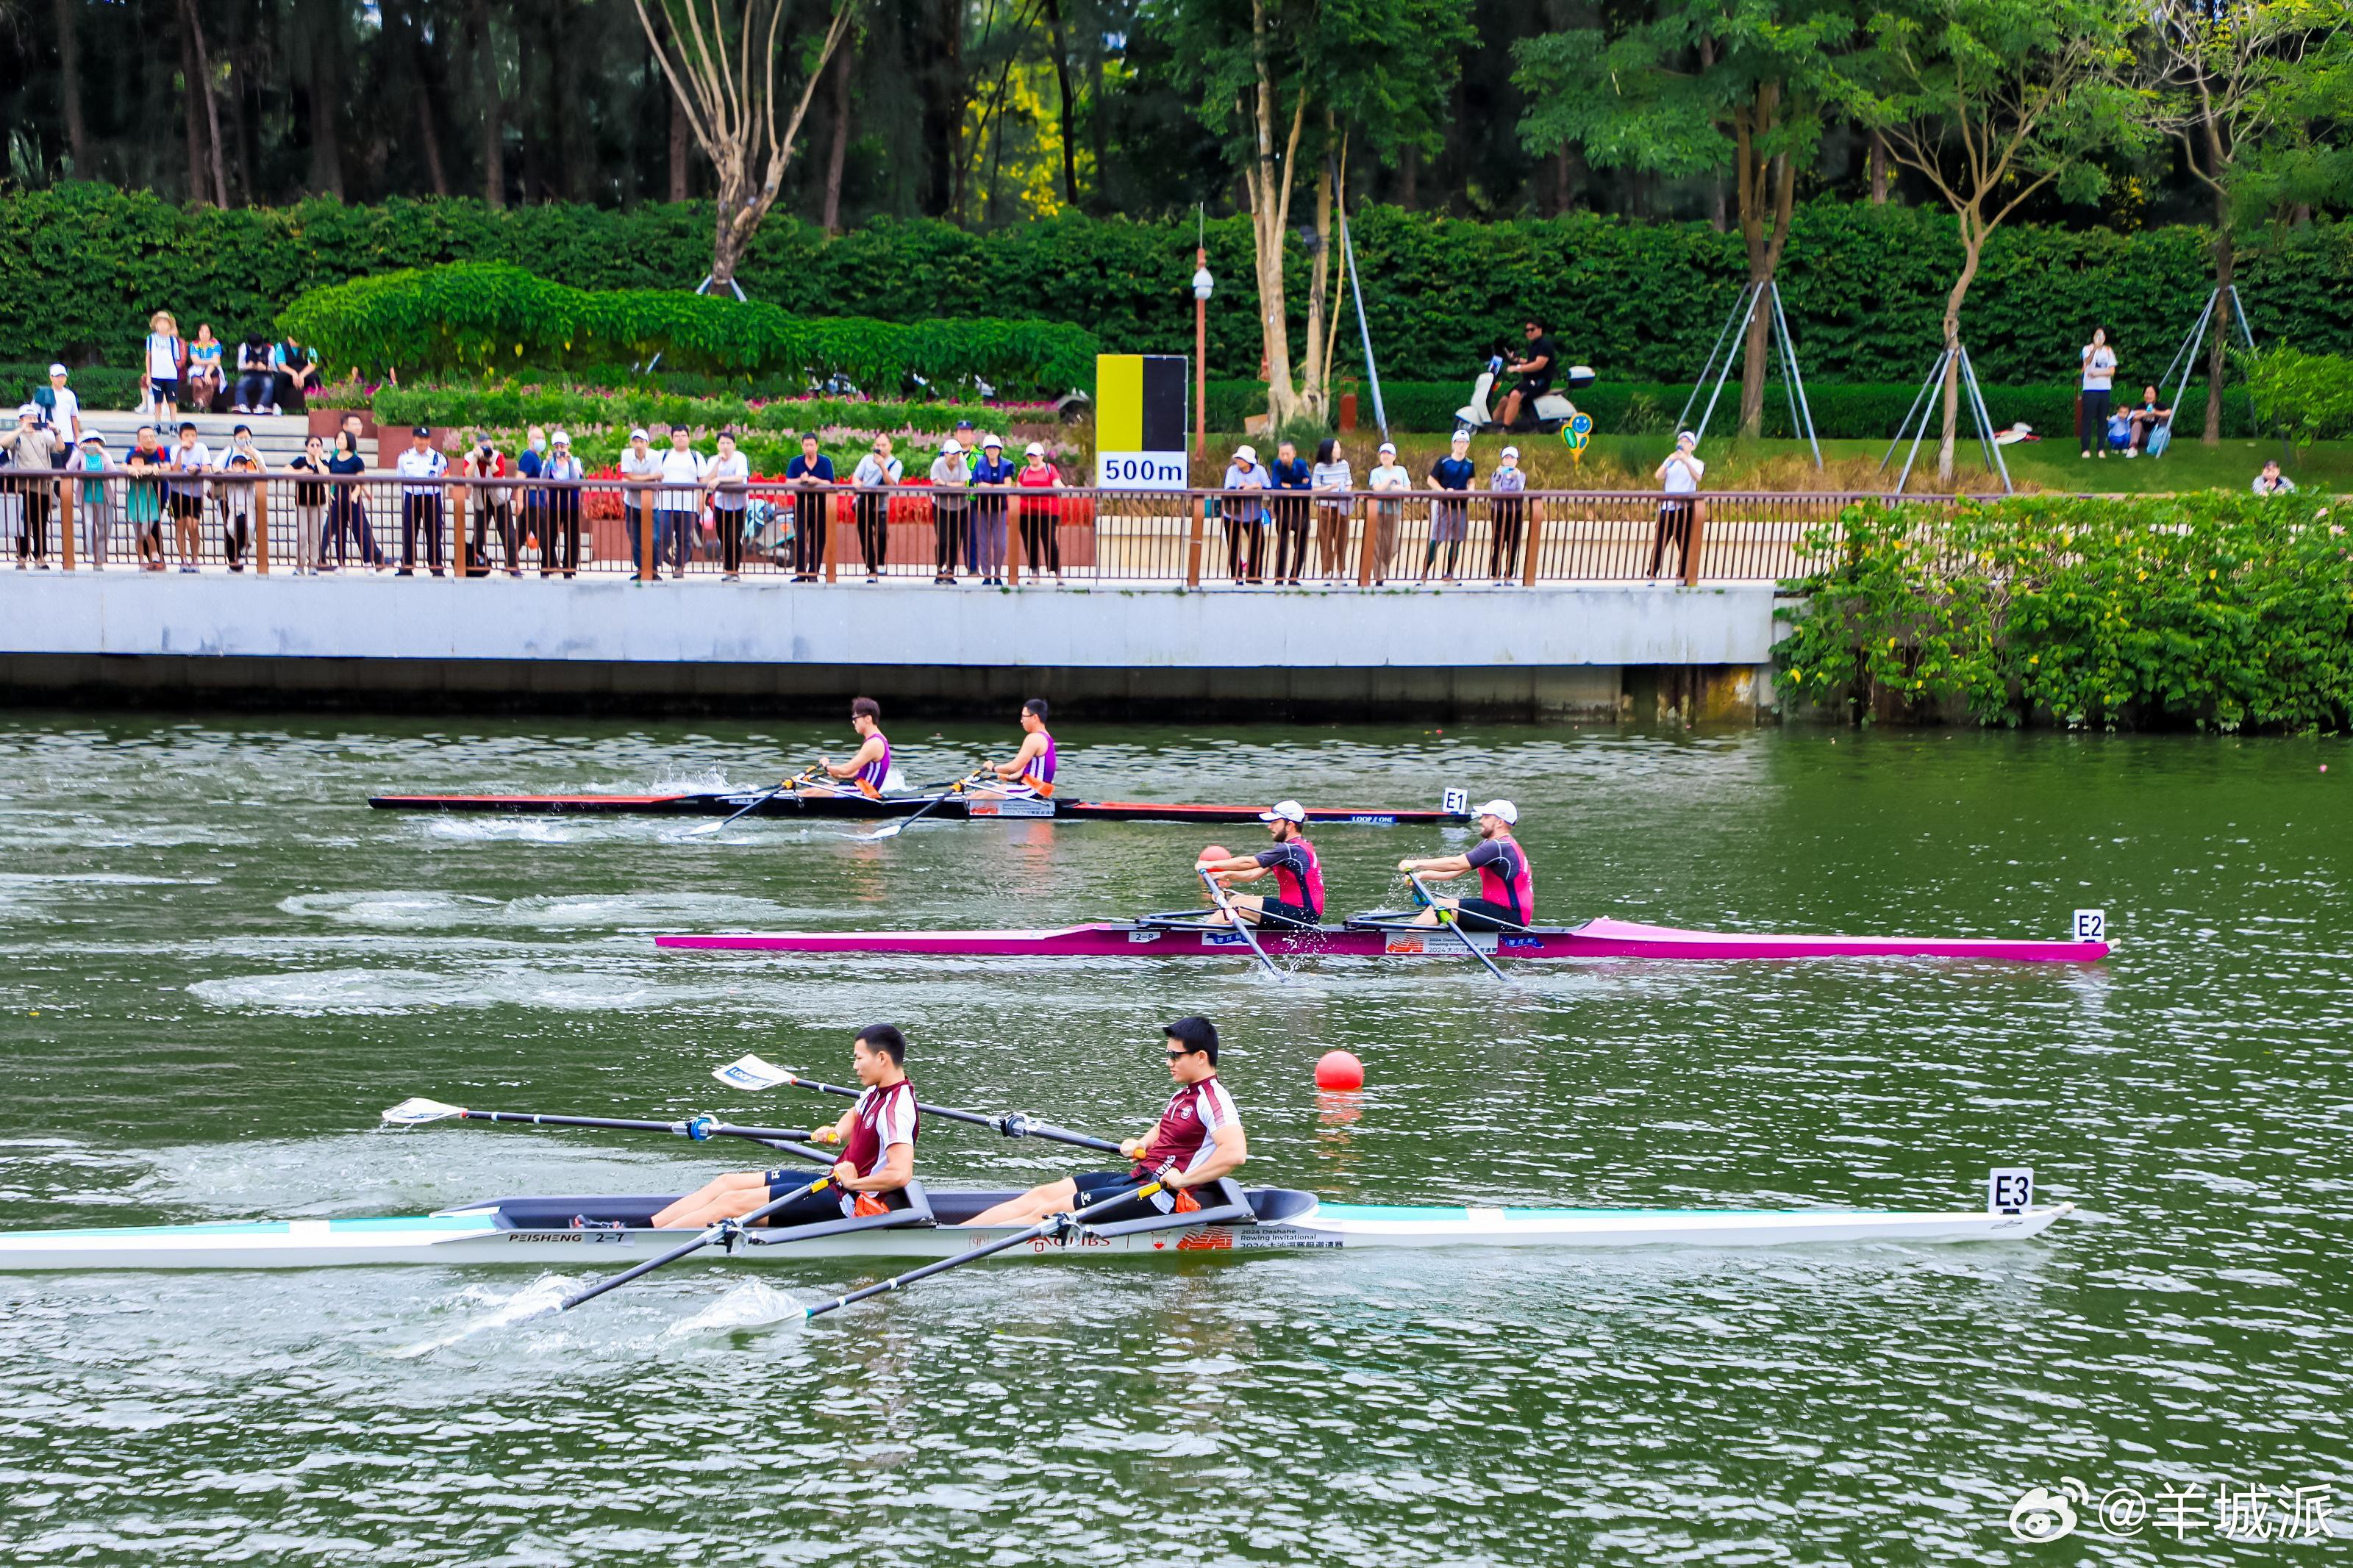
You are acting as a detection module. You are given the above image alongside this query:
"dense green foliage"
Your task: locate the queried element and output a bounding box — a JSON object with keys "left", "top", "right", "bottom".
{"left": 1777, "top": 495, "right": 2353, "bottom": 731}
{"left": 2241, "top": 347, "right": 2353, "bottom": 448}
{"left": 369, "top": 384, "right": 1012, "bottom": 438}
{"left": 13, "top": 187, "right": 2353, "bottom": 391}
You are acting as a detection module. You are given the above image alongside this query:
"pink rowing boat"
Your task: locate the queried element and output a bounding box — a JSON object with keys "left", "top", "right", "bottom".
{"left": 653, "top": 916, "right": 2110, "bottom": 963}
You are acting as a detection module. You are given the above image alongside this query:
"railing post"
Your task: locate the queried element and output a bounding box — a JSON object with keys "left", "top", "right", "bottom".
{"left": 1682, "top": 498, "right": 1707, "bottom": 587}
{"left": 1185, "top": 493, "right": 1204, "bottom": 589}
{"left": 638, "top": 484, "right": 655, "bottom": 582}
{"left": 824, "top": 488, "right": 840, "bottom": 583}
{"left": 451, "top": 481, "right": 468, "bottom": 578}
{"left": 1356, "top": 496, "right": 1375, "bottom": 587}
{"left": 253, "top": 476, "right": 271, "bottom": 574}
{"left": 1521, "top": 497, "right": 1543, "bottom": 587}
{"left": 1007, "top": 497, "right": 1022, "bottom": 587}
{"left": 59, "top": 476, "right": 77, "bottom": 571}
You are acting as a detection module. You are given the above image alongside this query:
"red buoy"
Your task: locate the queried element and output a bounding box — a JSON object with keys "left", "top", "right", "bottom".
{"left": 1314, "top": 1050, "right": 1365, "bottom": 1091}
{"left": 1198, "top": 843, "right": 1232, "bottom": 864}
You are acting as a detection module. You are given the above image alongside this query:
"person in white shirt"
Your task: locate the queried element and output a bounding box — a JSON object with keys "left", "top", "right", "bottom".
{"left": 1220, "top": 443, "right": 1269, "bottom": 583}
{"left": 2252, "top": 459, "right": 2297, "bottom": 496}
{"left": 168, "top": 421, "right": 210, "bottom": 572}
{"left": 212, "top": 423, "right": 268, "bottom": 572}
{"left": 1488, "top": 444, "right": 1529, "bottom": 582}
{"left": 617, "top": 428, "right": 663, "bottom": 579}
{"left": 144, "top": 312, "right": 186, "bottom": 423}
{"left": 540, "top": 429, "right": 585, "bottom": 578}
{"left": 1310, "top": 437, "right": 1352, "bottom": 581}
{"left": 851, "top": 434, "right": 903, "bottom": 581}
{"left": 1650, "top": 430, "right": 1704, "bottom": 579}
{"left": 2079, "top": 327, "right": 2118, "bottom": 459}
{"left": 394, "top": 425, "right": 449, "bottom": 576}
{"left": 1365, "top": 440, "right": 1411, "bottom": 585}
{"left": 703, "top": 429, "right": 753, "bottom": 580}
{"left": 928, "top": 439, "right": 971, "bottom": 583}
{"left": 655, "top": 427, "right": 706, "bottom": 578}
{"left": 39, "top": 365, "right": 82, "bottom": 451}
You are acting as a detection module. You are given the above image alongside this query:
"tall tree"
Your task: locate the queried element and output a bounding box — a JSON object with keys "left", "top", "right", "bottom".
{"left": 1822, "top": 0, "right": 2146, "bottom": 482}
{"left": 1516, "top": 0, "right": 1852, "bottom": 438}
{"left": 307, "top": 0, "right": 346, "bottom": 196}
{"left": 54, "top": 0, "right": 90, "bottom": 173}
{"left": 177, "top": 0, "right": 232, "bottom": 205}
{"left": 471, "top": 0, "right": 504, "bottom": 206}
{"left": 635, "top": 0, "right": 857, "bottom": 285}
{"left": 2145, "top": 0, "right": 2353, "bottom": 443}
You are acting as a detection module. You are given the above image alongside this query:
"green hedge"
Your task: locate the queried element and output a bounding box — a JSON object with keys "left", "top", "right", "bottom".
{"left": 370, "top": 384, "right": 1013, "bottom": 438}
{"left": 1777, "top": 495, "right": 2353, "bottom": 731}
{"left": 10, "top": 184, "right": 2352, "bottom": 389}
{"left": 2, "top": 362, "right": 143, "bottom": 411}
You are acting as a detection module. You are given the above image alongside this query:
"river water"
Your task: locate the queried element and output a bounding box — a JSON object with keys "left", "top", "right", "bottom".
{"left": 0, "top": 715, "right": 2344, "bottom": 1565}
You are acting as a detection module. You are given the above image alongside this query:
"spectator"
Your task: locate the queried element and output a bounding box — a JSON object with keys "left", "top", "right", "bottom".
{"left": 3, "top": 404, "right": 63, "bottom": 568}
{"left": 286, "top": 433, "right": 329, "bottom": 574}
{"left": 213, "top": 423, "right": 268, "bottom": 571}
{"left": 185, "top": 324, "right": 224, "bottom": 412}
{"left": 785, "top": 432, "right": 835, "bottom": 581}
{"left": 460, "top": 431, "right": 515, "bottom": 577}
{"left": 1649, "top": 429, "right": 1705, "bottom": 578}
{"left": 1488, "top": 444, "right": 1529, "bottom": 583}
{"left": 928, "top": 437, "right": 971, "bottom": 584}
{"left": 395, "top": 424, "right": 448, "bottom": 576}
{"left": 324, "top": 426, "right": 376, "bottom": 571}
{"left": 2124, "top": 385, "right": 2172, "bottom": 457}
{"left": 126, "top": 424, "right": 167, "bottom": 570}
{"left": 851, "top": 434, "right": 902, "bottom": 582}
{"left": 2079, "top": 326, "right": 2116, "bottom": 460}
{"left": 271, "top": 333, "right": 322, "bottom": 412}
{"left": 74, "top": 434, "right": 114, "bottom": 568}
{"left": 969, "top": 433, "right": 1015, "bottom": 585}
{"left": 516, "top": 426, "right": 550, "bottom": 572}
{"left": 2252, "top": 459, "right": 2296, "bottom": 495}
{"left": 168, "top": 420, "right": 210, "bottom": 571}
{"left": 145, "top": 312, "right": 188, "bottom": 423}
{"left": 234, "top": 331, "right": 274, "bottom": 415}
{"left": 1424, "top": 431, "right": 1476, "bottom": 581}
{"left": 1268, "top": 437, "right": 1313, "bottom": 584}
{"left": 1221, "top": 443, "right": 1269, "bottom": 584}
{"left": 541, "top": 430, "right": 584, "bottom": 578}
{"left": 618, "top": 428, "right": 662, "bottom": 579}
{"left": 705, "top": 429, "right": 752, "bottom": 581}
{"left": 1310, "top": 437, "right": 1352, "bottom": 583}
{"left": 33, "top": 363, "right": 84, "bottom": 452}
{"left": 1365, "top": 440, "right": 1410, "bottom": 586}
{"left": 654, "top": 426, "right": 704, "bottom": 578}
{"left": 1015, "top": 440, "right": 1063, "bottom": 583}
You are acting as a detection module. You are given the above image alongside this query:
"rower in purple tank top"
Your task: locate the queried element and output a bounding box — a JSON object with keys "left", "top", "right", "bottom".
{"left": 815, "top": 696, "right": 893, "bottom": 799}
{"left": 976, "top": 697, "right": 1058, "bottom": 798}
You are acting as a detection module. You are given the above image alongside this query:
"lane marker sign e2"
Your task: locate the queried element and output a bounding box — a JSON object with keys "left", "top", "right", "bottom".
{"left": 2072, "top": 909, "right": 2106, "bottom": 943}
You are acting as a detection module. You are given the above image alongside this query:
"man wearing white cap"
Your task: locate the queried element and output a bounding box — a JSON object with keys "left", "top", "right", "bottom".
{"left": 1397, "top": 800, "right": 1533, "bottom": 931}
{"left": 1366, "top": 439, "right": 1410, "bottom": 584}
{"left": 1197, "top": 801, "right": 1324, "bottom": 930}
{"left": 655, "top": 426, "right": 706, "bottom": 579}
{"left": 542, "top": 429, "right": 585, "bottom": 577}
{"left": 1220, "top": 443, "right": 1268, "bottom": 583}
{"left": 37, "top": 365, "right": 82, "bottom": 451}
{"left": 618, "top": 428, "right": 662, "bottom": 579}
{"left": 928, "top": 437, "right": 971, "bottom": 583}
{"left": 1488, "top": 444, "right": 1528, "bottom": 582}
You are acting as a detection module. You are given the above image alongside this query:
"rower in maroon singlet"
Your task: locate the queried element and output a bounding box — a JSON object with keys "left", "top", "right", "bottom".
{"left": 807, "top": 695, "right": 893, "bottom": 799}
{"left": 967, "top": 1016, "right": 1243, "bottom": 1227}
{"left": 1196, "top": 800, "right": 1324, "bottom": 930}
{"left": 1396, "top": 798, "right": 1534, "bottom": 931}
{"left": 651, "top": 1024, "right": 918, "bottom": 1229}
{"left": 971, "top": 696, "right": 1057, "bottom": 798}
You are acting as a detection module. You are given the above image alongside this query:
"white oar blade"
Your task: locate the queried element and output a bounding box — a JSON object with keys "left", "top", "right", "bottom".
{"left": 382, "top": 1096, "right": 465, "bottom": 1125}
{"left": 858, "top": 820, "right": 906, "bottom": 842}
{"left": 713, "top": 1054, "right": 795, "bottom": 1092}
{"left": 682, "top": 820, "right": 729, "bottom": 837}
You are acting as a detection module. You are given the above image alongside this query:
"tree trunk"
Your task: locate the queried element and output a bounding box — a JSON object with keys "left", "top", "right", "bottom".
{"left": 669, "top": 87, "right": 689, "bottom": 200}
{"left": 821, "top": 40, "right": 851, "bottom": 230}
{"left": 2204, "top": 201, "right": 2232, "bottom": 445}
{"left": 1088, "top": 49, "right": 1107, "bottom": 212}
{"left": 1245, "top": 0, "right": 1304, "bottom": 428}
{"left": 1938, "top": 236, "right": 1981, "bottom": 487}
{"left": 1868, "top": 131, "right": 1888, "bottom": 204}
{"left": 474, "top": 0, "right": 503, "bottom": 207}
{"left": 1299, "top": 122, "right": 1335, "bottom": 419}
{"left": 921, "top": 0, "right": 963, "bottom": 216}
{"left": 54, "top": 0, "right": 89, "bottom": 173}
{"left": 178, "top": 0, "right": 231, "bottom": 207}
{"left": 385, "top": 0, "right": 451, "bottom": 196}
{"left": 1041, "top": 0, "right": 1080, "bottom": 205}
{"left": 1734, "top": 85, "right": 1793, "bottom": 441}
{"left": 308, "top": 0, "right": 344, "bottom": 196}
{"left": 182, "top": 19, "right": 208, "bottom": 203}
{"left": 225, "top": 0, "right": 257, "bottom": 203}
{"left": 1553, "top": 148, "right": 1571, "bottom": 215}
{"left": 1397, "top": 144, "right": 1418, "bottom": 210}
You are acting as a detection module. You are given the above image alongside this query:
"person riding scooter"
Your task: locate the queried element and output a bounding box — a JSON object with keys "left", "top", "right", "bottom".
{"left": 1496, "top": 319, "right": 1563, "bottom": 432}
{"left": 1454, "top": 336, "right": 1596, "bottom": 437}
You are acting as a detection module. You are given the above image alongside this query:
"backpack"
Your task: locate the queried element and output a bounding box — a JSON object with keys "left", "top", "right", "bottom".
{"left": 2145, "top": 419, "right": 2171, "bottom": 458}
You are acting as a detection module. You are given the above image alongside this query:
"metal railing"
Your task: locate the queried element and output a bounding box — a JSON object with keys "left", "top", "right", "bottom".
{"left": 4, "top": 470, "right": 1915, "bottom": 585}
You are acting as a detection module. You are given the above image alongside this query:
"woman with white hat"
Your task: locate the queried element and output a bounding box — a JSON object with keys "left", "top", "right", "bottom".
{"left": 1365, "top": 440, "right": 1410, "bottom": 585}
{"left": 1488, "top": 445, "right": 1528, "bottom": 582}
{"left": 1015, "top": 440, "right": 1064, "bottom": 581}
{"left": 1649, "top": 430, "right": 1705, "bottom": 578}
{"left": 541, "top": 429, "right": 585, "bottom": 578}
{"left": 928, "top": 437, "right": 971, "bottom": 583}
{"left": 1219, "top": 443, "right": 1269, "bottom": 583}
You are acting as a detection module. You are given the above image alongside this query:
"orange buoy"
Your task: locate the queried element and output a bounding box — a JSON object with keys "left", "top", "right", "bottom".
{"left": 1198, "top": 843, "right": 1232, "bottom": 864}
{"left": 1314, "top": 1050, "right": 1365, "bottom": 1091}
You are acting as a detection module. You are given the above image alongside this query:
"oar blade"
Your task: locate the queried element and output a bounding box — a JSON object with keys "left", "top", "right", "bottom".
{"left": 857, "top": 820, "right": 907, "bottom": 842}
{"left": 382, "top": 1096, "right": 464, "bottom": 1125}
{"left": 713, "top": 1053, "right": 796, "bottom": 1092}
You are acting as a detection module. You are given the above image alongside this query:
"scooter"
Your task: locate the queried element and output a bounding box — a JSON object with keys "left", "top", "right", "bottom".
{"left": 1454, "top": 354, "right": 1597, "bottom": 436}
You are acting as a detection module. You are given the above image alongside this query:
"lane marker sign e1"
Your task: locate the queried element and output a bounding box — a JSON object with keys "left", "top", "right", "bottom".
{"left": 2073, "top": 909, "right": 2106, "bottom": 943}
{"left": 1988, "top": 1167, "right": 2035, "bottom": 1214}
{"left": 1442, "top": 787, "right": 1469, "bottom": 817}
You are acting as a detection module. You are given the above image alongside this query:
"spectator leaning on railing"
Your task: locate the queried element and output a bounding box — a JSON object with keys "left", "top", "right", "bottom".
{"left": 214, "top": 423, "right": 268, "bottom": 572}
{"left": 4, "top": 404, "right": 63, "bottom": 568}
{"left": 542, "top": 431, "right": 585, "bottom": 579}
{"left": 1365, "top": 441, "right": 1409, "bottom": 587}
{"left": 1488, "top": 445, "right": 1529, "bottom": 583}
{"left": 1015, "top": 440, "right": 1063, "bottom": 583}
{"left": 74, "top": 434, "right": 113, "bottom": 567}
{"left": 324, "top": 426, "right": 376, "bottom": 571}
{"left": 785, "top": 432, "right": 834, "bottom": 581}
{"left": 287, "top": 434, "right": 329, "bottom": 575}
{"left": 851, "top": 435, "right": 902, "bottom": 582}
{"left": 461, "top": 431, "right": 515, "bottom": 577}
{"left": 1220, "top": 443, "right": 1269, "bottom": 584}
{"left": 167, "top": 421, "right": 210, "bottom": 571}
{"left": 706, "top": 429, "right": 752, "bottom": 581}
{"left": 1310, "top": 438, "right": 1351, "bottom": 584}
{"left": 929, "top": 438, "right": 971, "bottom": 584}
{"left": 1268, "top": 437, "right": 1313, "bottom": 585}
{"left": 619, "top": 429, "right": 662, "bottom": 577}
{"left": 655, "top": 426, "right": 704, "bottom": 579}
{"left": 395, "top": 425, "right": 449, "bottom": 576}
{"left": 125, "top": 425, "right": 166, "bottom": 570}
{"left": 971, "top": 433, "right": 1015, "bottom": 586}
{"left": 1424, "top": 431, "right": 1476, "bottom": 582}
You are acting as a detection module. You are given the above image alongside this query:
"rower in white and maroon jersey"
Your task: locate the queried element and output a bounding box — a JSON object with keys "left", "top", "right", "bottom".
{"left": 651, "top": 1024, "right": 918, "bottom": 1229}
{"left": 1397, "top": 798, "right": 1534, "bottom": 931}
{"left": 967, "top": 1016, "right": 1243, "bottom": 1227}
{"left": 807, "top": 695, "right": 893, "bottom": 799}
{"left": 971, "top": 696, "right": 1057, "bottom": 798}
{"left": 1196, "top": 800, "right": 1324, "bottom": 930}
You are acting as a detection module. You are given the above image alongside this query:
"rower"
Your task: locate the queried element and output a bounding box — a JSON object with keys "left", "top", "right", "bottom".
{"left": 1396, "top": 798, "right": 1532, "bottom": 930}
{"left": 651, "top": 1024, "right": 918, "bottom": 1229}
{"left": 1197, "top": 800, "right": 1323, "bottom": 928}
{"left": 807, "top": 695, "right": 893, "bottom": 798}
{"left": 967, "top": 1016, "right": 1243, "bottom": 1227}
{"left": 971, "top": 696, "right": 1057, "bottom": 798}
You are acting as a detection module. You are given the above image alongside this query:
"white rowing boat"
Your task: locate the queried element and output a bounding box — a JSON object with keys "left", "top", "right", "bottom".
{"left": 0, "top": 1182, "right": 2071, "bottom": 1271}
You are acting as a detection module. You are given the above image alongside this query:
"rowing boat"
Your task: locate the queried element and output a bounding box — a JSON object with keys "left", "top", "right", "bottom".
{"left": 0, "top": 1184, "right": 2072, "bottom": 1271}
{"left": 368, "top": 790, "right": 1463, "bottom": 826}
{"left": 652, "top": 914, "right": 2113, "bottom": 963}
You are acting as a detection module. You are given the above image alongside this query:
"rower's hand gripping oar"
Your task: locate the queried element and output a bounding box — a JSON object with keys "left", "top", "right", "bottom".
{"left": 857, "top": 766, "right": 988, "bottom": 842}
{"left": 686, "top": 765, "right": 819, "bottom": 837}
{"left": 381, "top": 1098, "right": 835, "bottom": 1162}
{"left": 713, "top": 1056, "right": 1126, "bottom": 1154}
{"left": 1407, "top": 871, "right": 1508, "bottom": 981}
{"left": 1199, "top": 864, "right": 1287, "bottom": 982}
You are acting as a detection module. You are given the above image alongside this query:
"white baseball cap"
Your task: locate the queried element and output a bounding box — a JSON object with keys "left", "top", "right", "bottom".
{"left": 982, "top": 434, "right": 1003, "bottom": 449}
{"left": 1259, "top": 800, "right": 1308, "bottom": 824}
{"left": 940, "top": 438, "right": 963, "bottom": 456}
{"left": 1473, "top": 798, "right": 1518, "bottom": 825}
{"left": 629, "top": 427, "right": 649, "bottom": 442}
{"left": 1501, "top": 445, "right": 1520, "bottom": 459}
{"left": 551, "top": 429, "right": 571, "bottom": 445}
{"left": 1378, "top": 441, "right": 1396, "bottom": 455}
{"left": 48, "top": 363, "right": 68, "bottom": 377}
{"left": 1677, "top": 429, "right": 1699, "bottom": 446}
{"left": 1024, "top": 441, "right": 1044, "bottom": 457}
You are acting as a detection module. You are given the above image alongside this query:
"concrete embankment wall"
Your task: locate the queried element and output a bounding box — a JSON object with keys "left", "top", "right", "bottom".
{"left": 0, "top": 576, "right": 1782, "bottom": 720}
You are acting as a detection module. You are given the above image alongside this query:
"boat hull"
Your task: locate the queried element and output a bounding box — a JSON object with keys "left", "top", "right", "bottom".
{"left": 368, "top": 791, "right": 1452, "bottom": 826}
{"left": 653, "top": 917, "right": 2110, "bottom": 964}
{"left": 0, "top": 1192, "right": 2070, "bottom": 1271}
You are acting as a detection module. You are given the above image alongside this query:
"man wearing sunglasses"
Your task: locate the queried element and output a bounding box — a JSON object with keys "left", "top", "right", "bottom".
{"left": 967, "top": 1016, "right": 1243, "bottom": 1227}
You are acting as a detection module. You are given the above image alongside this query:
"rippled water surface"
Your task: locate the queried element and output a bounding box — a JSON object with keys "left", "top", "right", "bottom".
{"left": 0, "top": 715, "right": 2346, "bottom": 1565}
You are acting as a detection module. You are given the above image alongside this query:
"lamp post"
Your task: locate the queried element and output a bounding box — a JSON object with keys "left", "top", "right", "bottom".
{"left": 1192, "top": 250, "right": 1213, "bottom": 460}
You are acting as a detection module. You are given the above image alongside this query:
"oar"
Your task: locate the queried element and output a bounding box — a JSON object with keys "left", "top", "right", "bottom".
{"left": 685, "top": 767, "right": 818, "bottom": 837}
{"left": 712, "top": 1056, "right": 1126, "bottom": 1154}
{"left": 857, "top": 767, "right": 985, "bottom": 842}
{"left": 1408, "top": 872, "right": 1508, "bottom": 981}
{"left": 1200, "top": 864, "right": 1286, "bottom": 981}
{"left": 381, "top": 1097, "right": 835, "bottom": 1161}
{"left": 797, "top": 1177, "right": 1168, "bottom": 1324}
{"left": 556, "top": 1171, "right": 848, "bottom": 1313}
